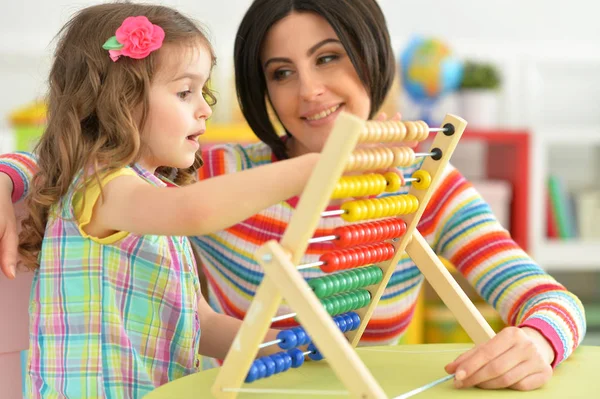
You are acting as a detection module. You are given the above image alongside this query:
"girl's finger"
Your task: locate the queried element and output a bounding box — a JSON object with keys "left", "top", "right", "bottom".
{"left": 374, "top": 112, "right": 387, "bottom": 121}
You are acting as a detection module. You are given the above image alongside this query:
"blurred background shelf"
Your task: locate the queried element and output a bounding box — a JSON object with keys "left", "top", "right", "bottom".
{"left": 537, "top": 241, "right": 600, "bottom": 271}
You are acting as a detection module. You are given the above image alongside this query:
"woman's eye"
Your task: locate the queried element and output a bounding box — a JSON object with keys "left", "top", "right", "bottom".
{"left": 317, "top": 54, "right": 338, "bottom": 65}
{"left": 273, "top": 69, "right": 292, "bottom": 81}
{"left": 177, "top": 90, "right": 192, "bottom": 100}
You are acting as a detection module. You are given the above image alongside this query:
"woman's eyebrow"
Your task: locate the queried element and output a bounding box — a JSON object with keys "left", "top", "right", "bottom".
{"left": 263, "top": 38, "right": 341, "bottom": 69}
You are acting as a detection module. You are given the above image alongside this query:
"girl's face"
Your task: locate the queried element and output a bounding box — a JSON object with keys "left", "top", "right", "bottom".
{"left": 261, "top": 12, "right": 371, "bottom": 158}
{"left": 139, "top": 43, "right": 213, "bottom": 172}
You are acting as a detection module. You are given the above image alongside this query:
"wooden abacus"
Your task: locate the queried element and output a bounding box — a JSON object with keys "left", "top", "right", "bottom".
{"left": 211, "top": 112, "right": 496, "bottom": 398}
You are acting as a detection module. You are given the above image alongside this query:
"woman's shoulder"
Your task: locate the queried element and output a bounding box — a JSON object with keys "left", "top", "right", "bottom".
{"left": 200, "top": 141, "right": 274, "bottom": 178}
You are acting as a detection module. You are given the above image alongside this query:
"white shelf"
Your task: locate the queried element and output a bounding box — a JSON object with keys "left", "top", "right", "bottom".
{"left": 536, "top": 240, "right": 600, "bottom": 271}
{"left": 535, "top": 126, "right": 600, "bottom": 144}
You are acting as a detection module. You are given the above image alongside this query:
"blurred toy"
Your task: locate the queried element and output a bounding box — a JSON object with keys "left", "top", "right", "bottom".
{"left": 400, "top": 37, "right": 463, "bottom": 125}
{"left": 8, "top": 101, "right": 47, "bottom": 151}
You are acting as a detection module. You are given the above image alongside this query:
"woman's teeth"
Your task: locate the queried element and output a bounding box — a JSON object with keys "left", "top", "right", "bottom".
{"left": 306, "top": 105, "right": 340, "bottom": 121}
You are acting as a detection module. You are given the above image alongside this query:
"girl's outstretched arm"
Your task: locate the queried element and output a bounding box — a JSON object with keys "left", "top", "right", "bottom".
{"left": 196, "top": 294, "right": 279, "bottom": 359}
{"left": 83, "top": 153, "right": 319, "bottom": 239}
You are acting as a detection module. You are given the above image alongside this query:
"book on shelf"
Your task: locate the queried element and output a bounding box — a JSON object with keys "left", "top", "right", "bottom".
{"left": 546, "top": 175, "right": 579, "bottom": 240}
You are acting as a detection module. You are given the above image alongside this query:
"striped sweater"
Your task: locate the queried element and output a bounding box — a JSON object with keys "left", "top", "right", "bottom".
{"left": 0, "top": 145, "right": 586, "bottom": 369}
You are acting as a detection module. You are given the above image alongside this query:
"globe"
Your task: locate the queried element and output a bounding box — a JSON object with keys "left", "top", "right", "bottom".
{"left": 399, "top": 37, "right": 463, "bottom": 123}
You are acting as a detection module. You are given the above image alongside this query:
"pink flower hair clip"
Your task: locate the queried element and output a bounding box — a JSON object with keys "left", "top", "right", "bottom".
{"left": 102, "top": 16, "right": 165, "bottom": 62}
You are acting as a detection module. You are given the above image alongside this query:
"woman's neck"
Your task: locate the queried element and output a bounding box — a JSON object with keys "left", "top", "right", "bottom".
{"left": 285, "top": 137, "right": 310, "bottom": 159}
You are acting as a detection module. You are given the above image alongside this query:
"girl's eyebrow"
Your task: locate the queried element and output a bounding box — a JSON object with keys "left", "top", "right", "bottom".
{"left": 172, "top": 72, "right": 205, "bottom": 82}
{"left": 263, "top": 38, "right": 341, "bottom": 69}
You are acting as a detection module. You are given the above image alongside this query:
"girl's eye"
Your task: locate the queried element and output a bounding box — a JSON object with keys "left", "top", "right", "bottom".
{"left": 177, "top": 90, "right": 192, "bottom": 100}
{"left": 317, "top": 54, "right": 338, "bottom": 65}
{"left": 273, "top": 69, "right": 293, "bottom": 81}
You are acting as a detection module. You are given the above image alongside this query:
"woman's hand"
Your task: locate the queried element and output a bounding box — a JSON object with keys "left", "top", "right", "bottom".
{"left": 445, "top": 326, "right": 554, "bottom": 391}
{"left": 0, "top": 173, "right": 18, "bottom": 279}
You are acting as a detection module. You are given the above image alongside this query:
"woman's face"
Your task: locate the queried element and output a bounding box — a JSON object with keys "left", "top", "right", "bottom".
{"left": 261, "top": 12, "right": 371, "bottom": 157}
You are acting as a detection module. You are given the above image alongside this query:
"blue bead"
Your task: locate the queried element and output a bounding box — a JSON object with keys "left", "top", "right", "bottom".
{"left": 277, "top": 329, "right": 298, "bottom": 350}
{"left": 350, "top": 312, "right": 361, "bottom": 330}
{"left": 255, "top": 359, "right": 267, "bottom": 379}
{"left": 245, "top": 363, "right": 259, "bottom": 383}
{"left": 281, "top": 352, "right": 292, "bottom": 371}
{"left": 262, "top": 356, "right": 276, "bottom": 377}
{"left": 294, "top": 327, "right": 310, "bottom": 346}
{"left": 336, "top": 315, "right": 348, "bottom": 332}
{"left": 342, "top": 314, "right": 353, "bottom": 330}
{"left": 307, "top": 343, "right": 324, "bottom": 361}
{"left": 271, "top": 353, "right": 286, "bottom": 374}
{"left": 288, "top": 348, "right": 305, "bottom": 368}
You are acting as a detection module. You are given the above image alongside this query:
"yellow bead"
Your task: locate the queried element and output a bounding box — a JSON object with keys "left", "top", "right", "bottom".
{"left": 409, "top": 195, "right": 420, "bottom": 213}
{"left": 372, "top": 200, "right": 385, "bottom": 219}
{"left": 393, "top": 197, "right": 405, "bottom": 215}
{"left": 364, "top": 199, "right": 378, "bottom": 219}
{"left": 384, "top": 197, "right": 397, "bottom": 216}
{"left": 341, "top": 201, "right": 362, "bottom": 222}
{"left": 379, "top": 198, "right": 390, "bottom": 217}
{"left": 412, "top": 170, "right": 431, "bottom": 190}
{"left": 384, "top": 172, "right": 401, "bottom": 192}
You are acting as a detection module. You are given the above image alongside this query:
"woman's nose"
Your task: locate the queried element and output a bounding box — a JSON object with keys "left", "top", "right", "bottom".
{"left": 299, "top": 73, "right": 325, "bottom": 102}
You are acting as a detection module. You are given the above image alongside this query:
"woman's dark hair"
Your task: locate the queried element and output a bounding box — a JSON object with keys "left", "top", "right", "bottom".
{"left": 234, "top": 0, "right": 395, "bottom": 159}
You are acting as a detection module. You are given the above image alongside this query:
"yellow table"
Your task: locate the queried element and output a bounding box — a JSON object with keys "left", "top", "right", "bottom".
{"left": 145, "top": 344, "right": 596, "bottom": 398}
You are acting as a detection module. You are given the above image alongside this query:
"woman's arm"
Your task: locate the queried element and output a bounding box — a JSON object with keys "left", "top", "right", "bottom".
{"left": 0, "top": 173, "right": 18, "bottom": 278}
{"left": 421, "top": 163, "right": 585, "bottom": 390}
{"left": 84, "top": 153, "right": 319, "bottom": 239}
{"left": 0, "top": 152, "right": 37, "bottom": 203}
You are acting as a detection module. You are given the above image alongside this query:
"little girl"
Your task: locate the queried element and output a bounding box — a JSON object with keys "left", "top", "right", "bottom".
{"left": 16, "top": 3, "right": 317, "bottom": 398}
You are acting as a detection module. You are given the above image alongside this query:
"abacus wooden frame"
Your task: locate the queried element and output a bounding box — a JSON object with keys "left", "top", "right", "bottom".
{"left": 211, "top": 112, "right": 496, "bottom": 399}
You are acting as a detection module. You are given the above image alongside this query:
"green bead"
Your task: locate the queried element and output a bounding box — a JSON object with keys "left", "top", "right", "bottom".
{"left": 348, "top": 271, "right": 361, "bottom": 290}
{"left": 309, "top": 278, "right": 328, "bottom": 298}
{"left": 372, "top": 267, "right": 384, "bottom": 282}
{"left": 324, "top": 278, "right": 336, "bottom": 297}
{"left": 331, "top": 298, "right": 341, "bottom": 314}
{"left": 330, "top": 275, "right": 342, "bottom": 295}
{"left": 337, "top": 273, "right": 349, "bottom": 293}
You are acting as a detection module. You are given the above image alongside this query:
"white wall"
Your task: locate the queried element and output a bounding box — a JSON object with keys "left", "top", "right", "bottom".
{"left": 1, "top": 0, "right": 600, "bottom": 130}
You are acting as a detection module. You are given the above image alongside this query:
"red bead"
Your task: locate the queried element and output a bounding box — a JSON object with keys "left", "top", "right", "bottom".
{"left": 320, "top": 253, "right": 339, "bottom": 273}
{"left": 346, "top": 249, "right": 360, "bottom": 268}
{"left": 354, "top": 247, "right": 366, "bottom": 266}
{"left": 373, "top": 224, "right": 385, "bottom": 242}
{"left": 351, "top": 226, "right": 365, "bottom": 247}
{"left": 336, "top": 227, "right": 354, "bottom": 248}
{"left": 336, "top": 252, "right": 349, "bottom": 271}
{"left": 398, "top": 220, "right": 407, "bottom": 236}
{"left": 379, "top": 222, "right": 391, "bottom": 240}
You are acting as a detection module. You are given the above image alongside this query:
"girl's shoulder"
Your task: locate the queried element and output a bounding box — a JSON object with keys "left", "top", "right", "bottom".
{"left": 199, "top": 142, "right": 274, "bottom": 179}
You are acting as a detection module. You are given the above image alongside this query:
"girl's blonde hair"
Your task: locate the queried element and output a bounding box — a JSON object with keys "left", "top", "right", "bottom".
{"left": 19, "top": 2, "right": 216, "bottom": 269}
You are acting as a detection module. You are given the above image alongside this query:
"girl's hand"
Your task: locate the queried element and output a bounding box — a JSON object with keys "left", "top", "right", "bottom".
{"left": 0, "top": 173, "right": 18, "bottom": 279}
{"left": 445, "top": 326, "right": 554, "bottom": 391}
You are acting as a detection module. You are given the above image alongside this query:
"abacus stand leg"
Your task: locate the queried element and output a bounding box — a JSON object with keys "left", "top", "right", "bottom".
{"left": 256, "top": 240, "right": 387, "bottom": 399}
{"left": 405, "top": 230, "right": 496, "bottom": 344}
{"left": 210, "top": 277, "right": 284, "bottom": 399}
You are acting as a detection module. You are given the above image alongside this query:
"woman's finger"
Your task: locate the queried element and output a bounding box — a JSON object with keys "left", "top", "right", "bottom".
{"left": 457, "top": 346, "right": 526, "bottom": 388}
{"left": 451, "top": 328, "right": 520, "bottom": 384}
{"left": 510, "top": 369, "right": 553, "bottom": 391}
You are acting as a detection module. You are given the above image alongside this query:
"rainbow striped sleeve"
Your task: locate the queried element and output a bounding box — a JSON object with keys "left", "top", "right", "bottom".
{"left": 0, "top": 151, "right": 37, "bottom": 203}
{"left": 198, "top": 143, "right": 272, "bottom": 180}
{"left": 423, "top": 164, "right": 586, "bottom": 367}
